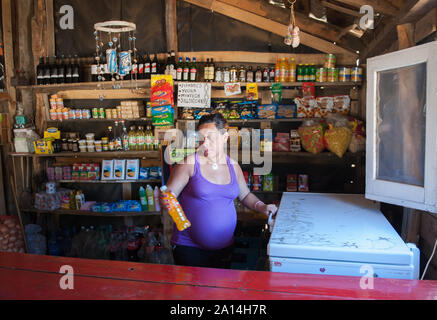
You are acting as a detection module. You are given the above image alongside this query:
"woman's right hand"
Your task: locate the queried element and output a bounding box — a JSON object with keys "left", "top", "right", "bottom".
{"left": 159, "top": 190, "right": 176, "bottom": 213}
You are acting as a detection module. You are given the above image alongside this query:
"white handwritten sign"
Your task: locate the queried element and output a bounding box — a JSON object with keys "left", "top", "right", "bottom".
{"left": 177, "top": 82, "right": 211, "bottom": 108}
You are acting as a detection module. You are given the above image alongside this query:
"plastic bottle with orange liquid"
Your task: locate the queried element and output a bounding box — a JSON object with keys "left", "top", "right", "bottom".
{"left": 160, "top": 185, "right": 191, "bottom": 231}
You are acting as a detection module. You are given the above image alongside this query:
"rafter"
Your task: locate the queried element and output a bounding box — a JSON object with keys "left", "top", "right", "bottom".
{"left": 321, "top": 1, "right": 362, "bottom": 17}
{"left": 182, "top": 0, "right": 358, "bottom": 59}
{"left": 333, "top": 0, "right": 399, "bottom": 16}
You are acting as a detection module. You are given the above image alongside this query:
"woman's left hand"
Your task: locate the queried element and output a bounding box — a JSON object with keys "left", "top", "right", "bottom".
{"left": 259, "top": 203, "right": 278, "bottom": 218}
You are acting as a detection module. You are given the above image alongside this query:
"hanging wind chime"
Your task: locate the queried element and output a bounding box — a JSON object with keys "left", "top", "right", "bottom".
{"left": 93, "top": 20, "right": 139, "bottom": 98}
{"left": 284, "top": 0, "right": 300, "bottom": 48}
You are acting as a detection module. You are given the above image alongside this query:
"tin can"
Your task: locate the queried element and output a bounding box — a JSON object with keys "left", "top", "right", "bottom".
{"left": 324, "top": 54, "right": 336, "bottom": 69}
{"left": 56, "top": 98, "right": 64, "bottom": 109}
{"left": 106, "top": 111, "right": 112, "bottom": 119}
{"left": 92, "top": 108, "right": 99, "bottom": 118}
{"left": 351, "top": 67, "right": 363, "bottom": 82}
{"left": 327, "top": 68, "right": 338, "bottom": 82}
{"left": 49, "top": 109, "right": 57, "bottom": 121}
{"left": 118, "top": 51, "right": 132, "bottom": 77}
{"left": 68, "top": 109, "right": 76, "bottom": 120}
{"left": 57, "top": 108, "right": 63, "bottom": 121}
{"left": 62, "top": 108, "right": 69, "bottom": 120}
{"left": 82, "top": 109, "right": 91, "bottom": 119}
{"left": 112, "top": 109, "right": 118, "bottom": 119}
{"left": 338, "top": 67, "right": 351, "bottom": 82}
{"left": 98, "top": 108, "right": 105, "bottom": 119}
{"left": 50, "top": 99, "right": 57, "bottom": 109}
{"left": 75, "top": 109, "right": 83, "bottom": 119}
{"left": 316, "top": 67, "right": 327, "bottom": 82}
{"left": 106, "top": 49, "right": 118, "bottom": 74}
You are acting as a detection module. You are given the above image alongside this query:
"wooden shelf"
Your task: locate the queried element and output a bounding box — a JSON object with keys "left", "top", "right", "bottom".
{"left": 57, "top": 179, "right": 161, "bottom": 184}
{"left": 177, "top": 118, "right": 318, "bottom": 123}
{"left": 10, "top": 151, "right": 160, "bottom": 159}
{"left": 47, "top": 118, "right": 153, "bottom": 123}
{"left": 22, "top": 207, "right": 161, "bottom": 217}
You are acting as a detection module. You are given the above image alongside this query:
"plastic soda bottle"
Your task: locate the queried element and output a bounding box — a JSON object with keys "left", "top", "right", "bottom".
{"left": 160, "top": 185, "right": 191, "bottom": 231}
{"left": 289, "top": 58, "right": 297, "bottom": 82}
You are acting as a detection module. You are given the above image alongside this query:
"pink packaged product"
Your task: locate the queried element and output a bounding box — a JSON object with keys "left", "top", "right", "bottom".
{"left": 63, "top": 166, "right": 72, "bottom": 180}
{"left": 55, "top": 167, "right": 63, "bottom": 181}
{"left": 47, "top": 167, "right": 55, "bottom": 181}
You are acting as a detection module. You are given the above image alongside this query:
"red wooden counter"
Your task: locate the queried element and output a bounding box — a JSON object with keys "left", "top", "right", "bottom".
{"left": 0, "top": 252, "right": 436, "bottom": 300}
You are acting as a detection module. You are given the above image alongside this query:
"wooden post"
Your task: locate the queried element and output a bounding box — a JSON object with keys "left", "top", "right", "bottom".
{"left": 165, "top": 0, "right": 178, "bottom": 52}
{"left": 397, "top": 23, "right": 415, "bottom": 50}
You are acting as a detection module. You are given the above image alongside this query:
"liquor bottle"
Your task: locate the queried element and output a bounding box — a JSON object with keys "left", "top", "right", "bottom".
{"left": 170, "top": 50, "right": 177, "bottom": 79}
{"left": 151, "top": 53, "right": 158, "bottom": 75}
{"left": 114, "top": 121, "right": 123, "bottom": 151}
{"left": 209, "top": 58, "right": 215, "bottom": 82}
{"left": 128, "top": 126, "right": 138, "bottom": 151}
{"left": 65, "top": 55, "right": 73, "bottom": 83}
{"left": 72, "top": 55, "right": 80, "bottom": 83}
{"left": 215, "top": 67, "right": 223, "bottom": 82}
{"left": 246, "top": 66, "right": 254, "bottom": 83}
{"left": 58, "top": 56, "right": 66, "bottom": 84}
{"left": 176, "top": 57, "right": 183, "bottom": 81}
{"left": 269, "top": 67, "right": 275, "bottom": 82}
{"left": 304, "top": 64, "right": 310, "bottom": 82}
{"left": 165, "top": 52, "right": 171, "bottom": 75}
{"left": 183, "top": 57, "right": 190, "bottom": 81}
{"left": 190, "top": 57, "right": 197, "bottom": 82}
{"left": 137, "top": 125, "right": 145, "bottom": 151}
{"left": 144, "top": 53, "right": 151, "bottom": 80}
{"left": 43, "top": 56, "right": 51, "bottom": 85}
{"left": 204, "top": 58, "right": 210, "bottom": 82}
{"left": 238, "top": 65, "right": 246, "bottom": 82}
{"left": 262, "top": 67, "right": 269, "bottom": 82}
{"left": 50, "top": 56, "right": 58, "bottom": 84}
{"left": 223, "top": 67, "right": 230, "bottom": 83}
{"left": 255, "top": 66, "right": 263, "bottom": 82}
{"left": 137, "top": 53, "right": 144, "bottom": 80}
{"left": 121, "top": 120, "right": 129, "bottom": 151}
{"left": 36, "top": 57, "right": 44, "bottom": 85}
{"left": 107, "top": 126, "right": 115, "bottom": 151}
{"left": 130, "top": 53, "right": 138, "bottom": 80}
{"left": 91, "top": 54, "right": 98, "bottom": 82}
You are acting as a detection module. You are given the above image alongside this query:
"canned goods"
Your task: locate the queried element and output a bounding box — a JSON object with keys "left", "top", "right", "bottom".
{"left": 112, "top": 109, "right": 118, "bottom": 119}
{"left": 106, "top": 49, "right": 118, "bottom": 74}
{"left": 68, "top": 109, "right": 76, "bottom": 120}
{"left": 106, "top": 111, "right": 112, "bottom": 119}
{"left": 50, "top": 99, "right": 57, "bottom": 109}
{"left": 57, "top": 108, "right": 63, "bottom": 121}
{"left": 316, "top": 68, "right": 327, "bottom": 82}
{"left": 327, "top": 68, "right": 338, "bottom": 82}
{"left": 338, "top": 67, "right": 351, "bottom": 82}
{"left": 56, "top": 98, "right": 64, "bottom": 109}
{"left": 351, "top": 67, "right": 363, "bottom": 82}
{"left": 98, "top": 108, "right": 105, "bottom": 119}
{"left": 82, "top": 109, "right": 91, "bottom": 119}
{"left": 118, "top": 51, "right": 132, "bottom": 77}
{"left": 75, "top": 109, "right": 83, "bottom": 119}
{"left": 49, "top": 109, "right": 57, "bottom": 121}
{"left": 324, "top": 54, "right": 336, "bottom": 69}
{"left": 92, "top": 108, "right": 99, "bottom": 118}
{"left": 62, "top": 108, "right": 69, "bottom": 120}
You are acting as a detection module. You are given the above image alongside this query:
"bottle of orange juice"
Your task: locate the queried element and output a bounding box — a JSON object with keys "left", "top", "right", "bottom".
{"left": 274, "top": 58, "right": 281, "bottom": 82}
{"left": 289, "top": 58, "right": 297, "bottom": 82}
{"left": 160, "top": 185, "right": 191, "bottom": 231}
{"left": 279, "top": 57, "right": 287, "bottom": 82}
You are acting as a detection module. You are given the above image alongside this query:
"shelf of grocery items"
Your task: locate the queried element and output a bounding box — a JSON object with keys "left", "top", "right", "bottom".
{"left": 21, "top": 207, "right": 161, "bottom": 217}
{"left": 56, "top": 179, "right": 161, "bottom": 184}
{"left": 10, "top": 151, "right": 161, "bottom": 159}
{"left": 46, "top": 118, "right": 153, "bottom": 124}
{"left": 177, "top": 118, "right": 320, "bottom": 124}
{"left": 15, "top": 80, "right": 362, "bottom": 92}
{"left": 237, "top": 150, "right": 364, "bottom": 160}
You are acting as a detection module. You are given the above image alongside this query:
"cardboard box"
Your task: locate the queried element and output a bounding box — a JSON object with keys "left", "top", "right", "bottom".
{"left": 114, "top": 159, "right": 126, "bottom": 180}
{"left": 287, "top": 174, "right": 298, "bottom": 192}
{"left": 101, "top": 160, "right": 114, "bottom": 180}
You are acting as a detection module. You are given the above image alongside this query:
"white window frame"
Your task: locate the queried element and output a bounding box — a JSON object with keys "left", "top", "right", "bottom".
{"left": 366, "top": 41, "right": 437, "bottom": 213}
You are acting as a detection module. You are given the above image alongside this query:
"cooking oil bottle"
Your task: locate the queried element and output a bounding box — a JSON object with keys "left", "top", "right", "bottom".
{"left": 128, "top": 125, "right": 137, "bottom": 151}
{"left": 289, "top": 58, "right": 297, "bottom": 82}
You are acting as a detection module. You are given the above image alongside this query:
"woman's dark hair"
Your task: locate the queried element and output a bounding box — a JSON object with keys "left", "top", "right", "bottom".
{"left": 198, "top": 112, "right": 228, "bottom": 131}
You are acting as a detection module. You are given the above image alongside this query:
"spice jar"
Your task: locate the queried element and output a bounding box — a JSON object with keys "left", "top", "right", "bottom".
{"left": 61, "top": 139, "right": 69, "bottom": 152}
{"left": 72, "top": 139, "right": 79, "bottom": 152}
{"left": 230, "top": 65, "right": 237, "bottom": 83}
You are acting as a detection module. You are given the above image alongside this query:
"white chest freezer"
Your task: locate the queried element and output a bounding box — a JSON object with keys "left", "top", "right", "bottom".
{"left": 268, "top": 193, "right": 420, "bottom": 280}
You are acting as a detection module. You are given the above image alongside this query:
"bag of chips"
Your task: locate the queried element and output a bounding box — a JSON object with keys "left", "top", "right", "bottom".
{"left": 295, "top": 97, "right": 316, "bottom": 118}
{"left": 298, "top": 120, "right": 325, "bottom": 155}
{"left": 238, "top": 101, "right": 256, "bottom": 119}
{"left": 324, "top": 125, "right": 352, "bottom": 158}
{"left": 333, "top": 95, "right": 351, "bottom": 115}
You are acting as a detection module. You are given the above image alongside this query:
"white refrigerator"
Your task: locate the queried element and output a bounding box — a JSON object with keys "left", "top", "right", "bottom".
{"left": 268, "top": 193, "right": 420, "bottom": 280}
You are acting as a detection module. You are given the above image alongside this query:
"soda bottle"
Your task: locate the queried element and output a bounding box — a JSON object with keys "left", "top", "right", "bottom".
{"left": 297, "top": 64, "right": 303, "bottom": 82}
{"left": 160, "top": 185, "right": 191, "bottom": 231}
{"left": 310, "top": 63, "right": 317, "bottom": 82}
{"left": 289, "top": 58, "right": 297, "bottom": 82}
{"left": 304, "top": 64, "right": 310, "bottom": 82}
{"left": 190, "top": 57, "right": 197, "bottom": 81}
{"left": 274, "top": 58, "right": 281, "bottom": 82}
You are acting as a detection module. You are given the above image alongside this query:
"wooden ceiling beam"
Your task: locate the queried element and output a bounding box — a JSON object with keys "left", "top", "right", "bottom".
{"left": 360, "top": 0, "right": 421, "bottom": 59}
{"left": 332, "top": 0, "right": 399, "bottom": 16}
{"left": 183, "top": 0, "right": 358, "bottom": 59}
{"left": 321, "top": 1, "right": 362, "bottom": 17}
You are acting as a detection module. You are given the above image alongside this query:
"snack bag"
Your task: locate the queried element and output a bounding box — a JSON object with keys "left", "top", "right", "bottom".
{"left": 238, "top": 101, "right": 256, "bottom": 119}
{"left": 152, "top": 105, "right": 174, "bottom": 126}
{"left": 228, "top": 101, "right": 243, "bottom": 120}
{"left": 302, "top": 82, "right": 315, "bottom": 98}
{"left": 276, "top": 104, "right": 296, "bottom": 119}
{"left": 315, "top": 96, "right": 334, "bottom": 118}
{"left": 246, "top": 83, "right": 258, "bottom": 100}
{"left": 298, "top": 121, "right": 325, "bottom": 155}
{"left": 295, "top": 97, "right": 315, "bottom": 118}
{"left": 271, "top": 83, "right": 283, "bottom": 103}
{"left": 257, "top": 104, "right": 277, "bottom": 119}
{"left": 194, "top": 108, "right": 211, "bottom": 120}
{"left": 263, "top": 174, "right": 274, "bottom": 191}
{"left": 213, "top": 100, "right": 229, "bottom": 119}
{"left": 181, "top": 108, "right": 195, "bottom": 119}
{"left": 333, "top": 95, "right": 351, "bottom": 115}
{"left": 348, "top": 118, "right": 366, "bottom": 153}
{"left": 324, "top": 124, "right": 353, "bottom": 158}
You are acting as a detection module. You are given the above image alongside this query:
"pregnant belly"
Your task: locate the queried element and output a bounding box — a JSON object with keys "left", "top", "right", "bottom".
{"left": 187, "top": 204, "right": 237, "bottom": 250}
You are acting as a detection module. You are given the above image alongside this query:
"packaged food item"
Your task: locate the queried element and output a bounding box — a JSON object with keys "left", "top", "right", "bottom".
{"left": 246, "top": 83, "right": 258, "bottom": 100}
{"left": 257, "top": 104, "right": 277, "bottom": 119}
{"left": 338, "top": 67, "right": 351, "bottom": 82}
{"left": 90, "top": 203, "right": 102, "bottom": 213}
{"left": 327, "top": 68, "right": 338, "bottom": 82}
{"left": 351, "top": 67, "right": 363, "bottom": 82}
{"left": 212, "top": 100, "right": 229, "bottom": 119}
{"left": 324, "top": 125, "right": 352, "bottom": 158}
{"left": 160, "top": 185, "right": 191, "bottom": 231}
{"left": 298, "top": 120, "right": 325, "bottom": 155}
{"left": 287, "top": 174, "right": 298, "bottom": 192}
{"left": 111, "top": 201, "right": 127, "bottom": 212}
{"left": 271, "top": 83, "right": 282, "bottom": 103}
{"left": 298, "top": 174, "right": 309, "bottom": 192}
{"left": 315, "top": 96, "right": 334, "bottom": 118}
{"left": 224, "top": 83, "right": 241, "bottom": 96}
{"left": 194, "top": 108, "right": 211, "bottom": 120}
{"left": 149, "top": 166, "right": 161, "bottom": 180}
{"left": 273, "top": 132, "right": 290, "bottom": 152}
{"left": 290, "top": 130, "right": 301, "bottom": 152}
{"left": 252, "top": 174, "right": 262, "bottom": 191}
{"left": 101, "top": 203, "right": 112, "bottom": 213}
{"left": 181, "top": 108, "right": 195, "bottom": 120}
{"left": 302, "top": 82, "right": 315, "bottom": 98}
{"left": 263, "top": 174, "right": 274, "bottom": 191}
{"left": 348, "top": 118, "right": 366, "bottom": 153}
{"left": 276, "top": 104, "right": 296, "bottom": 119}
{"left": 333, "top": 95, "right": 351, "bottom": 115}
{"left": 237, "top": 101, "right": 256, "bottom": 119}
{"left": 101, "top": 160, "right": 114, "bottom": 180}
{"left": 294, "top": 97, "right": 316, "bottom": 118}
{"left": 127, "top": 200, "right": 142, "bottom": 212}
{"left": 324, "top": 54, "right": 336, "bottom": 69}
{"left": 114, "top": 159, "right": 126, "bottom": 180}
{"left": 316, "top": 67, "right": 327, "bottom": 82}
{"left": 228, "top": 101, "right": 241, "bottom": 119}
{"left": 126, "top": 159, "right": 139, "bottom": 180}
{"left": 34, "top": 138, "right": 54, "bottom": 154}
{"left": 152, "top": 105, "right": 174, "bottom": 126}
{"left": 139, "top": 167, "right": 150, "bottom": 180}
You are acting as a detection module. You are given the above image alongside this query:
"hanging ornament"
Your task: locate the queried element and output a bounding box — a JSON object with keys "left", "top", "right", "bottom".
{"left": 285, "top": 0, "right": 300, "bottom": 48}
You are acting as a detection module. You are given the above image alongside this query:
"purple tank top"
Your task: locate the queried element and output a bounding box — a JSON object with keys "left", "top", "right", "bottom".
{"left": 171, "top": 152, "right": 240, "bottom": 250}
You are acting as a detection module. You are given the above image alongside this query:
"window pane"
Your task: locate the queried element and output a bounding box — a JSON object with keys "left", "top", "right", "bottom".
{"left": 376, "top": 63, "right": 426, "bottom": 187}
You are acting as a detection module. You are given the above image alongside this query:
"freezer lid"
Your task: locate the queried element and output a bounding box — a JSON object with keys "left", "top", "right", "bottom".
{"left": 268, "top": 193, "right": 413, "bottom": 265}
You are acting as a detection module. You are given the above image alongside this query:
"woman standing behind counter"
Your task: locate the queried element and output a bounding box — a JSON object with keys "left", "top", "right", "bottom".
{"left": 160, "top": 113, "right": 278, "bottom": 269}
